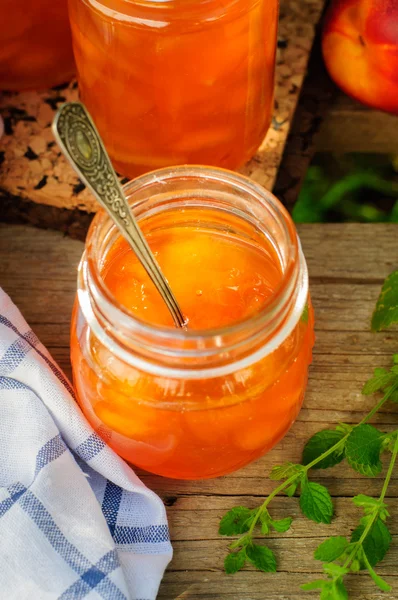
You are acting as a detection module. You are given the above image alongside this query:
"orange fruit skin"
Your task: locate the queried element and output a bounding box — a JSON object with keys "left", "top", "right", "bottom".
{"left": 322, "top": 0, "right": 398, "bottom": 114}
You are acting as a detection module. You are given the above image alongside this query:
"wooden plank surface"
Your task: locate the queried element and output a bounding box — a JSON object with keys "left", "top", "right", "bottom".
{"left": 316, "top": 93, "right": 398, "bottom": 154}
{"left": 1, "top": 222, "right": 398, "bottom": 599}
{"left": 0, "top": 0, "right": 324, "bottom": 234}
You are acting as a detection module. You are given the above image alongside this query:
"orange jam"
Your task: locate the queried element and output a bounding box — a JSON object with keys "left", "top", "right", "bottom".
{"left": 0, "top": 0, "right": 75, "bottom": 91}
{"left": 68, "top": 0, "right": 278, "bottom": 177}
{"left": 102, "top": 228, "right": 283, "bottom": 329}
{"left": 71, "top": 198, "right": 314, "bottom": 479}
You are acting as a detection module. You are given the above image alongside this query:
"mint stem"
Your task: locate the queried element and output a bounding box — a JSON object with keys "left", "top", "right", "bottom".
{"left": 362, "top": 382, "right": 398, "bottom": 424}
{"left": 380, "top": 430, "right": 398, "bottom": 503}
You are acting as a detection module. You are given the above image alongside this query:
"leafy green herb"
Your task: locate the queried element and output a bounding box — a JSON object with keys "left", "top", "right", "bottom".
{"left": 246, "top": 544, "right": 276, "bottom": 572}
{"left": 270, "top": 517, "right": 293, "bottom": 533}
{"left": 362, "top": 367, "right": 396, "bottom": 395}
{"left": 314, "top": 537, "right": 349, "bottom": 562}
{"left": 345, "top": 424, "right": 383, "bottom": 476}
{"left": 224, "top": 549, "right": 247, "bottom": 574}
{"left": 284, "top": 482, "right": 298, "bottom": 497}
{"left": 269, "top": 463, "right": 303, "bottom": 481}
{"left": 303, "top": 431, "right": 398, "bottom": 597}
{"left": 219, "top": 507, "right": 254, "bottom": 536}
{"left": 352, "top": 494, "right": 390, "bottom": 520}
{"left": 372, "top": 269, "right": 398, "bottom": 331}
{"left": 299, "top": 480, "right": 333, "bottom": 524}
{"left": 350, "top": 517, "right": 391, "bottom": 567}
{"left": 302, "top": 429, "right": 346, "bottom": 469}
{"left": 219, "top": 271, "right": 398, "bottom": 598}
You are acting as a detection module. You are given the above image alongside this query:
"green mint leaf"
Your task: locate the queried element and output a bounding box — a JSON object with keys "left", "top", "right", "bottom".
{"left": 302, "top": 578, "right": 345, "bottom": 600}
{"left": 384, "top": 383, "right": 398, "bottom": 403}
{"left": 351, "top": 517, "right": 392, "bottom": 567}
{"left": 260, "top": 520, "right": 269, "bottom": 535}
{"left": 336, "top": 423, "right": 353, "bottom": 435}
{"left": 362, "top": 367, "right": 395, "bottom": 395}
{"left": 269, "top": 462, "right": 303, "bottom": 481}
{"left": 320, "top": 587, "right": 334, "bottom": 600}
{"left": 382, "top": 430, "right": 398, "bottom": 452}
{"left": 301, "top": 303, "right": 309, "bottom": 323}
{"left": 379, "top": 506, "right": 391, "bottom": 522}
{"left": 320, "top": 582, "right": 339, "bottom": 600}
{"left": 314, "top": 537, "right": 349, "bottom": 562}
{"left": 299, "top": 480, "right": 334, "bottom": 524}
{"left": 224, "top": 548, "right": 247, "bottom": 574}
{"left": 302, "top": 429, "right": 346, "bottom": 469}
{"left": 219, "top": 507, "right": 254, "bottom": 536}
{"left": 270, "top": 517, "right": 293, "bottom": 533}
{"left": 301, "top": 579, "right": 328, "bottom": 591}
{"left": 352, "top": 494, "right": 389, "bottom": 520}
{"left": 259, "top": 510, "right": 271, "bottom": 535}
{"left": 345, "top": 424, "right": 383, "bottom": 476}
{"left": 323, "top": 563, "right": 349, "bottom": 578}
{"left": 284, "top": 483, "right": 298, "bottom": 497}
{"left": 246, "top": 543, "right": 277, "bottom": 572}
{"left": 350, "top": 559, "right": 361, "bottom": 572}
{"left": 352, "top": 494, "right": 379, "bottom": 508}
{"left": 371, "top": 270, "right": 398, "bottom": 331}
{"left": 333, "top": 578, "right": 349, "bottom": 600}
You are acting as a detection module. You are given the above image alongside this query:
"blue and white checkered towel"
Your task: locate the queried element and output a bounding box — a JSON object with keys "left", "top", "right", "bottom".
{"left": 0, "top": 289, "right": 172, "bottom": 600}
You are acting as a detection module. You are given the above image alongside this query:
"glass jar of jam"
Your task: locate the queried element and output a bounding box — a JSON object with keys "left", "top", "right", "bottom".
{"left": 68, "top": 0, "right": 279, "bottom": 177}
{"left": 0, "top": 0, "right": 75, "bottom": 91}
{"left": 71, "top": 166, "right": 314, "bottom": 480}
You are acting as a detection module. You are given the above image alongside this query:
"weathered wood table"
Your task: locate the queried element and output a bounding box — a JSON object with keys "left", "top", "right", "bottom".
{"left": 1, "top": 222, "right": 397, "bottom": 599}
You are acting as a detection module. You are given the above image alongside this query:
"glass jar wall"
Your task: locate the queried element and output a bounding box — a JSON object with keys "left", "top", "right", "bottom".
{"left": 70, "top": 167, "right": 314, "bottom": 479}
{"left": 0, "top": 0, "right": 75, "bottom": 91}
{"left": 68, "top": 0, "right": 279, "bottom": 177}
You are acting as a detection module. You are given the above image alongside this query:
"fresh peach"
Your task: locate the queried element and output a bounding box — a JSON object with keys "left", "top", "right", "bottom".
{"left": 322, "top": 0, "right": 398, "bottom": 114}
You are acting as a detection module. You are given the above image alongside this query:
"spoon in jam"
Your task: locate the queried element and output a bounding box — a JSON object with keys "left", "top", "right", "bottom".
{"left": 53, "top": 102, "right": 186, "bottom": 328}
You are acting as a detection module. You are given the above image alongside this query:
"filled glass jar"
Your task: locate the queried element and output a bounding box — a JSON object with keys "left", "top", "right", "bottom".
{"left": 0, "top": 0, "right": 75, "bottom": 91}
{"left": 68, "top": 0, "right": 279, "bottom": 177}
{"left": 71, "top": 166, "right": 314, "bottom": 479}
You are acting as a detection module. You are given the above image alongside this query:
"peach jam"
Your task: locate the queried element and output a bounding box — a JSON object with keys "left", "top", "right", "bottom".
{"left": 71, "top": 166, "right": 314, "bottom": 479}
{"left": 68, "top": 0, "right": 278, "bottom": 176}
{"left": 0, "top": 0, "right": 74, "bottom": 91}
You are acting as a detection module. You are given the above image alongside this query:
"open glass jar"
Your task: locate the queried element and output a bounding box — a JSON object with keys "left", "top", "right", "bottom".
{"left": 68, "top": 0, "right": 279, "bottom": 177}
{"left": 71, "top": 166, "right": 314, "bottom": 479}
{"left": 0, "top": 0, "right": 75, "bottom": 91}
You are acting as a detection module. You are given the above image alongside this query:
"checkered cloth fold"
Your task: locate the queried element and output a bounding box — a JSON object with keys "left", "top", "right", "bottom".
{"left": 0, "top": 289, "right": 172, "bottom": 599}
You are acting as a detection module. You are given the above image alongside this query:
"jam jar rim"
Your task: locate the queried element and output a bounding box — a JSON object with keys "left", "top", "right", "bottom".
{"left": 78, "top": 165, "right": 309, "bottom": 379}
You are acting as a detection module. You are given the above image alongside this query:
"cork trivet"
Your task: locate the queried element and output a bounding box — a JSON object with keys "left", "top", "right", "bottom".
{"left": 0, "top": 0, "right": 324, "bottom": 237}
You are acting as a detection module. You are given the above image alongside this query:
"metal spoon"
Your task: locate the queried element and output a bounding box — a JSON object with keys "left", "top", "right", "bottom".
{"left": 52, "top": 102, "right": 186, "bottom": 328}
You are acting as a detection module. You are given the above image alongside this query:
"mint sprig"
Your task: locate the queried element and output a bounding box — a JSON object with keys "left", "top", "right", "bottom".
{"left": 304, "top": 434, "right": 398, "bottom": 597}
{"left": 219, "top": 270, "right": 398, "bottom": 598}
{"left": 220, "top": 360, "right": 398, "bottom": 580}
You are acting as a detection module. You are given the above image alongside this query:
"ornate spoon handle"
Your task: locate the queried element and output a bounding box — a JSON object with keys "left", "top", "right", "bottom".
{"left": 53, "top": 102, "right": 185, "bottom": 328}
